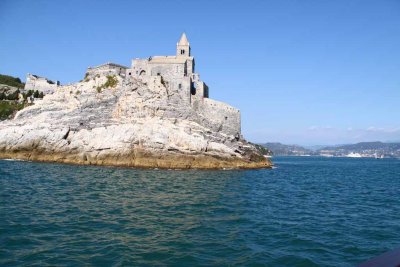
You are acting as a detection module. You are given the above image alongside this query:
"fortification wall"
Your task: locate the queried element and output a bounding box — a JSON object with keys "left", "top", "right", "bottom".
{"left": 191, "top": 80, "right": 209, "bottom": 100}
{"left": 129, "top": 59, "right": 149, "bottom": 77}
{"left": 194, "top": 98, "right": 241, "bottom": 137}
{"left": 86, "top": 64, "right": 127, "bottom": 79}
{"left": 25, "top": 74, "right": 58, "bottom": 94}
{"left": 169, "top": 76, "right": 191, "bottom": 101}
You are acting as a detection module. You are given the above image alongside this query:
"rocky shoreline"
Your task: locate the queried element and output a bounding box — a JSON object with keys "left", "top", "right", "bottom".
{"left": 0, "top": 149, "right": 271, "bottom": 169}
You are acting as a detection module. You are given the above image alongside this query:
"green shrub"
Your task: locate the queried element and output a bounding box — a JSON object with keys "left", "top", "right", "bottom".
{"left": 104, "top": 75, "right": 118, "bottom": 88}
{"left": 26, "top": 90, "right": 33, "bottom": 97}
{"left": 6, "top": 89, "right": 20, "bottom": 100}
{"left": 96, "top": 75, "right": 118, "bottom": 93}
{"left": 0, "top": 101, "right": 25, "bottom": 120}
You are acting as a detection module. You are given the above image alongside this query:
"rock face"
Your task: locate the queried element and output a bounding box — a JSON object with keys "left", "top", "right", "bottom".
{"left": 0, "top": 84, "right": 20, "bottom": 97}
{"left": 0, "top": 74, "right": 271, "bottom": 169}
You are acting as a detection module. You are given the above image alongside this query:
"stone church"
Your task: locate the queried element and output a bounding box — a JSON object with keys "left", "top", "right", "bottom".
{"left": 126, "top": 33, "right": 209, "bottom": 103}
{"left": 26, "top": 33, "right": 241, "bottom": 137}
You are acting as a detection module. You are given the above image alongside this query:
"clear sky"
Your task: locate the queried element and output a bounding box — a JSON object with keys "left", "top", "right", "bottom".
{"left": 1, "top": 0, "right": 399, "bottom": 145}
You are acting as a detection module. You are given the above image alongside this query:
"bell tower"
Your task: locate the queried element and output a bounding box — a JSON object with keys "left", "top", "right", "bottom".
{"left": 177, "top": 33, "right": 190, "bottom": 57}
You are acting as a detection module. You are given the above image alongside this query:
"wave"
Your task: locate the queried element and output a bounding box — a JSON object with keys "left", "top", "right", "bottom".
{"left": 1, "top": 158, "right": 28, "bottom": 162}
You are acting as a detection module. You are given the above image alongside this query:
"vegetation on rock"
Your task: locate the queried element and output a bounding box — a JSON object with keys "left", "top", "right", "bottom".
{"left": 252, "top": 143, "right": 273, "bottom": 156}
{"left": 83, "top": 72, "right": 90, "bottom": 82}
{"left": 96, "top": 75, "right": 118, "bottom": 93}
{"left": 0, "top": 101, "right": 26, "bottom": 120}
{"left": 0, "top": 89, "right": 19, "bottom": 100}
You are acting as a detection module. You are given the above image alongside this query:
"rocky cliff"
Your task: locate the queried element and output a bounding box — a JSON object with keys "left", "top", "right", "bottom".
{"left": 0, "top": 74, "right": 271, "bottom": 169}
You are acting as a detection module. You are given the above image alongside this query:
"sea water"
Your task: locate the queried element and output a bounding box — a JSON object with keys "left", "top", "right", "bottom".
{"left": 1, "top": 157, "right": 399, "bottom": 266}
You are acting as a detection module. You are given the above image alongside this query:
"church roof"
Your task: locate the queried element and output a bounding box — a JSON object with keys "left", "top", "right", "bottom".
{"left": 177, "top": 33, "right": 189, "bottom": 45}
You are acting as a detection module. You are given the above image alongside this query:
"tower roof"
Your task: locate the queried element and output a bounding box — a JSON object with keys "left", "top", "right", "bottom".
{"left": 177, "top": 33, "right": 189, "bottom": 45}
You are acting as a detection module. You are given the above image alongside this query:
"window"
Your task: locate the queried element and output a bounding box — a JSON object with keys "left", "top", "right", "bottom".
{"left": 129, "top": 72, "right": 131, "bottom": 75}
{"left": 181, "top": 50, "right": 185, "bottom": 55}
{"left": 178, "top": 84, "right": 182, "bottom": 89}
{"left": 157, "top": 72, "right": 160, "bottom": 76}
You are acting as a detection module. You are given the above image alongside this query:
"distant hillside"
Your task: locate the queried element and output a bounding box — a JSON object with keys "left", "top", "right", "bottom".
{"left": 320, "top": 142, "right": 400, "bottom": 151}
{"left": 260, "top": 141, "right": 400, "bottom": 158}
{"left": 0, "top": 74, "right": 25, "bottom": 89}
{"left": 318, "top": 142, "right": 400, "bottom": 158}
{"left": 261, "top": 142, "right": 313, "bottom": 156}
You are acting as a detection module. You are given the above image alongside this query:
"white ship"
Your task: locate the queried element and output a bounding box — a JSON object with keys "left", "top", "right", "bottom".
{"left": 347, "top": 152, "right": 362, "bottom": 158}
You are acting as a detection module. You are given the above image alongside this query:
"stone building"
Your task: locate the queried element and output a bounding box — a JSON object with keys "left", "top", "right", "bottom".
{"left": 125, "top": 33, "right": 240, "bottom": 136}
{"left": 23, "top": 33, "right": 241, "bottom": 137}
{"left": 126, "top": 33, "right": 206, "bottom": 102}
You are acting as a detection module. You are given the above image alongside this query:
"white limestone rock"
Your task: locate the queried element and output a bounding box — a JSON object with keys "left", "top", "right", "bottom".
{"left": 0, "top": 75, "right": 268, "bottom": 169}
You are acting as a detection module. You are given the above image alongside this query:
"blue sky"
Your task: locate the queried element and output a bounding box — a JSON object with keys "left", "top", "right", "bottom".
{"left": 1, "top": 0, "right": 399, "bottom": 145}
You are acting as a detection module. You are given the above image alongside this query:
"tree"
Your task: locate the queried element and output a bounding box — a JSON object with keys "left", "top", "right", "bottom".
{"left": 38, "top": 92, "right": 44, "bottom": 98}
{"left": 0, "top": 92, "right": 5, "bottom": 100}
{"left": 33, "top": 90, "right": 39, "bottom": 98}
{"left": 7, "top": 92, "right": 18, "bottom": 100}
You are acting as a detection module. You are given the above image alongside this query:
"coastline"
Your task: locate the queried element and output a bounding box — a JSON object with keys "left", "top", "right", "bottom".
{"left": 0, "top": 149, "right": 272, "bottom": 170}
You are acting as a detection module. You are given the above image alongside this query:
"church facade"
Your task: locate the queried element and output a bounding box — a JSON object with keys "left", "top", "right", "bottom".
{"left": 126, "top": 33, "right": 209, "bottom": 104}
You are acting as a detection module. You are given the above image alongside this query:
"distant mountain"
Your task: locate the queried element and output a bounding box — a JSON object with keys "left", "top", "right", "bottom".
{"left": 260, "top": 141, "right": 400, "bottom": 158}
{"left": 320, "top": 141, "right": 400, "bottom": 151}
{"left": 318, "top": 141, "right": 400, "bottom": 158}
{"left": 261, "top": 142, "right": 313, "bottom": 156}
{"left": 303, "top": 145, "right": 326, "bottom": 151}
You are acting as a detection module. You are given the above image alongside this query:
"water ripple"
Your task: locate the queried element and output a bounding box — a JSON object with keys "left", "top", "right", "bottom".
{"left": 1, "top": 157, "right": 400, "bottom": 266}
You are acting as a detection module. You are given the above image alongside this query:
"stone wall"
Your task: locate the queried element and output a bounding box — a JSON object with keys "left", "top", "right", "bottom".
{"left": 128, "top": 59, "right": 149, "bottom": 77}
{"left": 149, "top": 63, "right": 186, "bottom": 78}
{"left": 86, "top": 63, "right": 127, "bottom": 79}
{"left": 129, "top": 58, "right": 192, "bottom": 94}
{"left": 25, "top": 74, "right": 58, "bottom": 94}
{"left": 191, "top": 80, "right": 209, "bottom": 100}
{"left": 198, "top": 98, "right": 241, "bottom": 137}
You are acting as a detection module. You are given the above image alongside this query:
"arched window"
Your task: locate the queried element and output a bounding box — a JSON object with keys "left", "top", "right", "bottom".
{"left": 139, "top": 70, "right": 146, "bottom": 76}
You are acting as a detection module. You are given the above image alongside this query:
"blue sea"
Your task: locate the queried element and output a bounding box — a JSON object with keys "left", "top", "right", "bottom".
{"left": 1, "top": 157, "right": 400, "bottom": 266}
